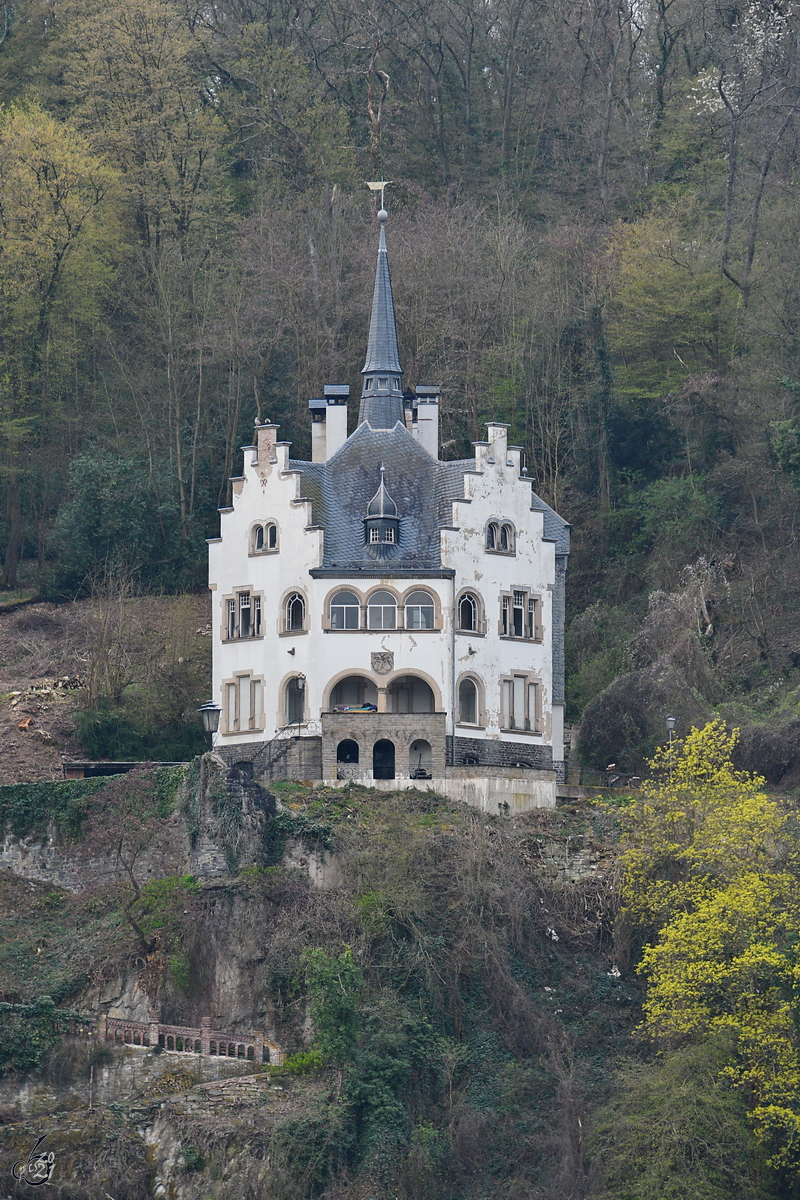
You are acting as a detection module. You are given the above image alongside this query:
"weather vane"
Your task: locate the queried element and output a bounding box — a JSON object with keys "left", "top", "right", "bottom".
{"left": 366, "top": 180, "right": 392, "bottom": 209}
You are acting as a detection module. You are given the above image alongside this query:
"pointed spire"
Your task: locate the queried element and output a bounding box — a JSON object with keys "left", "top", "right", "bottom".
{"left": 359, "top": 208, "right": 404, "bottom": 428}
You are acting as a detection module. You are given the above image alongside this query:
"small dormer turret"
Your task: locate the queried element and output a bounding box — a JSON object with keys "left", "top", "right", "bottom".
{"left": 363, "top": 465, "right": 400, "bottom": 560}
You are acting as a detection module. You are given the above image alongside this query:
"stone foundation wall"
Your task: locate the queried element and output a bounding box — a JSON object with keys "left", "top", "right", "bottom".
{"left": 217, "top": 737, "right": 323, "bottom": 782}
{"left": 321, "top": 712, "right": 447, "bottom": 781}
{"left": 448, "top": 734, "right": 554, "bottom": 771}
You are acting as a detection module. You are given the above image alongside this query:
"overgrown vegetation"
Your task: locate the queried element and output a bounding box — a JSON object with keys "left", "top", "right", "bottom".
{"left": 0, "top": 763, "right": 186, "bottom": 839}
{"left": 3, "top": 730, "right": 800, "bottom": 1197}
{"left": 0, "top": 776, "right": 109, "bottom": 838}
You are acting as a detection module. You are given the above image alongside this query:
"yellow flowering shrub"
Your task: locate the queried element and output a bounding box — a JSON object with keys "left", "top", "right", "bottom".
{"left": 620, "top": 720, "right": 783, "bottom": 933}
{"left": 623, "top": 721, "right": 800, "bottom": 1172}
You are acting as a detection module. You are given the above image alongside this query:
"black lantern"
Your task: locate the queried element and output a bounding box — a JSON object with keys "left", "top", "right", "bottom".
{"left": 197, "top": 701, "right": 221, "bottom": 743}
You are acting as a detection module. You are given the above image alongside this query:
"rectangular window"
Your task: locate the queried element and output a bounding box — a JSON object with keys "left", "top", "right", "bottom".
{"left": 384, "top": 527, "right": 395, "bottom": 544}
{"left": 502, "top": 679, "right": 512, "bottom": 729}
{"left": 226, "top": 593, "right": 263, "bottom": 638}
{"left": 239, "top": 674, "right": 252, "bottom": 729}
{"left": 513, "top": 592, "right": 525, "bottom": 638}
{"left": 239, "top": 593, "right": 251, "bottom": 638}
{"left": 224, "top": 676, "right": 264, "bottom": 734}
{"left": 250, "top": 679, "right": 262, "bottom": 730}
{"left": 528, "top": 682, "right": 539, "bottom": 732}
{"left": 501, "top": 675, "right": 540, "bottom": 731}
{"left": 369, "top": 528, "right": 380, "bottom": 543}
{"left": 501, "top": 591, "right": 541, "bottom": 640}
{"left": 513, "top": 675, "right": 525, "bottom": 729}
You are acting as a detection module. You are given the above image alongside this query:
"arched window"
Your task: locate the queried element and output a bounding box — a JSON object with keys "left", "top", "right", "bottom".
{"left": 267, "top": 523, "right": 278, "bottom": 550}
{"left": 486, "top": 521, "right": 514, "bottom": 553}
{"left": 458, "top": 678, "right": 479, "bottom": 725}
{"left": 330, "top": 590, "right": 360, "bottom": 630}
{"left": 458, "top": 592, "right": 478, "bottom": 632}
{"left": 337, "top": 739, "right": 359, "bottom": 764}
{"left": 285, "top": 676, "right": 305, "bottom": 725}
{"left": 373, "top": 739, "right": 395, "bottom": 779}
{"left": 253, "top": 524, "right": 264, "bottom": 551}
{"left": 404, "top": 590, "right": 435, "bottom": 630}
{"left": 285, "top": 593, "right": 305, "bottom": 632}
{"left": 367, "top": 590, "right": 397, "bottom": 630}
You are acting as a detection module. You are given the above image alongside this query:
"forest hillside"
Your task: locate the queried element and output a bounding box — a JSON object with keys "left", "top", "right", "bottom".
{"left": 1, "top": 0, "right": 800, "bottom": 765}
{"left": 2, "top": 729, "right": 799, "bottom": 1199}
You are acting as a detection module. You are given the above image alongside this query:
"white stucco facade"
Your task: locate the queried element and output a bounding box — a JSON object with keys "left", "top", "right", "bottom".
{"left": 207, "top": 211, "right": 569, "bottom": 810}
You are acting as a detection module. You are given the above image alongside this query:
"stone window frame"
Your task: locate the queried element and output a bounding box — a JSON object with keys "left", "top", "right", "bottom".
{"left": 500, "top": 671, "right": 542, "bottom": 735}
{"left": 485, "top": 519, "right": 516, "bottom": 555}
{"left": 222, "top": 588, "right": 264, "bottom": 641}
{"left": 400, "top": 585, "right": 441, "bottom": 631}
{"left": 498, "top": 587, "right": 543, "bottom": 642}
{"left": 455, "top": 588, "right": 485, "bottom": 636}
{"left": 249, "top": 521, "right": 279, "bottom": 555}
{"left": 321, "top": 585, "right": 442, "bottom": 632}
{"left": 221, "top": 671, "right": 266, "bottom": 735}
{"left": 456, "top": 672, "right": 485, "bottom": 728}
{"left": 324, "top": 587, "right": 363, "bottom": 632}
{"left": 280, "top": 588, "right": 308, "bottom": 637}
{"left": 365, "top": 586, "right": 399, "bottom": 630}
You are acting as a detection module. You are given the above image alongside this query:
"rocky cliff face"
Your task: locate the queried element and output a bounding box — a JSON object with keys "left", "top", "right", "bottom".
{"left": 0, "top": 772, "right": 626, "bottom": 1200}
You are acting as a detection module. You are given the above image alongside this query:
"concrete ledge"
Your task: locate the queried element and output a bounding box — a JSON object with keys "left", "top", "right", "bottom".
{"left": 325, "top": 766, "right": 557, "bottom": 813}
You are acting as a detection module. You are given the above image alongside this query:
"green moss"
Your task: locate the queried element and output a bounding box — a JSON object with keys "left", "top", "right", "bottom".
{"left": 0, "top": 777, "right": 111, "bottom": 838}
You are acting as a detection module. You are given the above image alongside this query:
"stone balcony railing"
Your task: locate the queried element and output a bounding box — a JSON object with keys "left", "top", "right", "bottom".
{"left": 98, "top": 1012, "right": 283, "bottom": 1065}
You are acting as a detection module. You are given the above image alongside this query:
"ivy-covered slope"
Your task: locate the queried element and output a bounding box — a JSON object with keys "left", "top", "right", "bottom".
{"left": 0, "top": 771, "right": 784, "bottom": 1200}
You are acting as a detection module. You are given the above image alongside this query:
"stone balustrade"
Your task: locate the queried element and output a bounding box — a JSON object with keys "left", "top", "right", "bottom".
{"left": 98, "top": 1011, "right": 283, "bottom": 1065}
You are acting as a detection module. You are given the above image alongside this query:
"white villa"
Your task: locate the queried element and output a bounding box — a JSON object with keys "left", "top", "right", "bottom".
{"left": 207, "top": 207, "right": 570, "bottom": 812}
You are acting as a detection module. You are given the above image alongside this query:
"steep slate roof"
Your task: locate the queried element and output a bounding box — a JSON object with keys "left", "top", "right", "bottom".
{"left": 357, "top": 210, "right": 405, "bottom": 429}
{"left": 530, "top": 493, "right": 571, "bottom": 555}
{"left": 285, "top": 205, "right": 570, "bottom": 571}
{"left": 362, "top": 214, "right": 402, "bottom": 377}
{"left": 290, "top": 424, "right": 452, "bottom": 573}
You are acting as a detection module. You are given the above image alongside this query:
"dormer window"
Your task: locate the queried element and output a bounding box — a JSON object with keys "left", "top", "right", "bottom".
{"left": 364, "top": 464, "right": 400, "bottom": 558}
